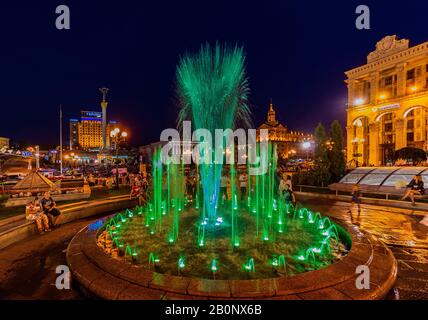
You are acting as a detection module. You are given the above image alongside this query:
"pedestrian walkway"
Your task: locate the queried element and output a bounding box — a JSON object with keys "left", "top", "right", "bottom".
{"left": 0, "top": 197, "right": 427, "bottom": 299}
{"left": 303, "top": 198, "right": 428, "bottom": 300}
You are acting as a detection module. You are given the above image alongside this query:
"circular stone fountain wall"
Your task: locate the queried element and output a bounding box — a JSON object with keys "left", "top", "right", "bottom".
{"left": 67, "top": 206, "right": 397, "bottom": 300}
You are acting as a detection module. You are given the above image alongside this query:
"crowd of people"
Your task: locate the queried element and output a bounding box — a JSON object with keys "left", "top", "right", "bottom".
{"left": 123, "top": 167, "right": 298, "bottom": 208}
{"left": 24, "top": 168, "right": 428, "bottom": 236}
{"left": 129, "top": 173, "right": 149, "bottom": 205}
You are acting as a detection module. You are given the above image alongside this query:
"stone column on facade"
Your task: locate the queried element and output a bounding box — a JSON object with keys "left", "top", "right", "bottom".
{"left": 346, "top": 125, "right": 354, "bottom": 164}
{"left": 426, "top": 114, "right": 428, "bottom": 151}
{"left": 368, "top": 122, "right": 380, "bottom": 166}
{"left": 369, "top": 72, "right": 379, "bottom": 104}
{"left": 394, "top": 118, "right": 406, "bottom": 150}
{"left": 346, "top": 80, "right": 356, "bottom": 107}
{"left": 396, "top": 63, "right": 406, "bottom": 97}
{"left": 422, "top": 65, "right": 428, "bottom": 90}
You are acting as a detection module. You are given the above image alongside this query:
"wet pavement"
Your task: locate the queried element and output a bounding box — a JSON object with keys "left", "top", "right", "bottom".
{"left": 0, "top": 200, "right": 427, "bottom": 299}
{"left": 0, "top": 217, "right": 100, "bottom": 299}
{"left": 303, "top": 198, "right": 428, "bottom": 300}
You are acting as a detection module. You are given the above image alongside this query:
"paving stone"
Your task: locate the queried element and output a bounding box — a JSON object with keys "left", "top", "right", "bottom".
{"left": 84, "top": 245, "right": 131, "bottom": 276}
{"left": 405, "top": 261, "right": 428, "bottom": 272}
{"left": 163, "top": 292, "right": 208, "bottom": 300}
{"left": 393, "top": 253, "right": 420, "bottom": 262}
{"left": 396, "top": 269, "right": 428, "bottom": 281}
{"left": 67, "top": 252, "right": 90, "bottom": 272}
{"left": 394, "top": 277, "right": 428, "bottom": 293}
{"left": 370, "top": 251, "right": 396, "bottom": 272}
{"left": 386, "top": 288, "right": 428, "bottom": 300}
{"left": 88, "top": 272, "right": 131, "bottom": 299}
{"left": 230, "top": 279, "right": 276, "bottom": 298}
{"left": 149, "top": 273, "right": 190, "bottom": 294}
{"left": 118, "top": 266, "right": 154, "bottom": 287}
{"left": 275, "top": 263, "right": 353, "bottom": 295}
{"left": 73, "top": 262, "right": 105, "bottom": 289}
{"left": 297, "top": 287, "right": 351, "bottom": 300}
{"left": 270, "top": 294, "right": 302, "bottom": 300}
{"left": 187, "top": 279, "right": 231, "bottom": 297}
{"left": 117, "top": 283, "right": 165, "bottom": 300}
{"left": 334, "top": 277, "right": 383, "bottom": 300}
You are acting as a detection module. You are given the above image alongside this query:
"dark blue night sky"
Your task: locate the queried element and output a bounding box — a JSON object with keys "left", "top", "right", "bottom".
{"left": 1, "top": 0, "right": 427, "bottom": 147}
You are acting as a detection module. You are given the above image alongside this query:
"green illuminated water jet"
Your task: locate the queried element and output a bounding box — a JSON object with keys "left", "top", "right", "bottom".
{"left": 176, "top": 43, "right": 251, "bottom": 221}
{"left": 95, "top": 43, "right": 350, "bottom": 280}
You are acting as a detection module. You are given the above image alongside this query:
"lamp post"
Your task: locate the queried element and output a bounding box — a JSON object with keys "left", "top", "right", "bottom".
{"left": 110, "top": 128, "right": 128, "bottom": 189}
{"left": 302, "top": 141, "right": 311, "bottom": 161}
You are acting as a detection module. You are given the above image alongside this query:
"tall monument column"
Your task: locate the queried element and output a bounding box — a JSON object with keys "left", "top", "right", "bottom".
{"left": 99, "top": 87, "right": 109, "bottom": 150}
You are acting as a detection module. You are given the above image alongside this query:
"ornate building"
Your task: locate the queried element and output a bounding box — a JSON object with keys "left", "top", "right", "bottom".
{"left": 346, "top": 35, "right": 428, "bottom": 166}
{"left": 69, "top": 111, "right": 120, "bottom": 151}
{"left": 257, "top": 101, "right": 313, "bottom": 159}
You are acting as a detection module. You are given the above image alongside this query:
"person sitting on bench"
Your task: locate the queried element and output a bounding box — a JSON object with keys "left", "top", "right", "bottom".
{"left": 401, "top": 174, "right": 425, "bottom": 206}
{"left": 41, "top": 191, "right": 63, "bottom": 227}
{"left": 26, "top": 197, "right": 51, "bottom": 234}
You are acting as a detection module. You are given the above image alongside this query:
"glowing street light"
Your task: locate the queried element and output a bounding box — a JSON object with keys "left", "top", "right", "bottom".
{"left": 302, "top": 141, "right": 311, "bottom": 161}
{"left": 354, "top": 98, "right": 364, "bottom": 106}
{"left": 110, "top": 128, "right": 128, "bottom": 189}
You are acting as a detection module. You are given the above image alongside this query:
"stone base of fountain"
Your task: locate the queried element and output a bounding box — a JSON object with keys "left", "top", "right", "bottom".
{"left": 66, "top": 217, "right": 397, "bottom": 300}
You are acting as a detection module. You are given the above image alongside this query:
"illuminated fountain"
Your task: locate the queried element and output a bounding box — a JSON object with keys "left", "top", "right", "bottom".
{"left": 96, "top": 44, "right": 349, "bottom": 280}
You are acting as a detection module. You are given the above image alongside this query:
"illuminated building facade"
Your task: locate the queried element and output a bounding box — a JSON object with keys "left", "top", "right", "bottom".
{"left": 257, "top": 102, "right": 313, "bottom": 159}
{"left": 346, "top": 35, "right": 428, "bottom": 166}
{"left": 69, "top": 111, "right": 119, "bottom": 150}
{"left": 0, "top": 137, "right": 10, "bottom": 149}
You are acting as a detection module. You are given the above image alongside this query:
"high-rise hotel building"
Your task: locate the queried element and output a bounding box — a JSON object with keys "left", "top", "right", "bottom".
{"left": 69, "top": 111, "right": 119, "bottom": 150}
{"left": 346, "top": 35, "right": 428, "bottom": 166}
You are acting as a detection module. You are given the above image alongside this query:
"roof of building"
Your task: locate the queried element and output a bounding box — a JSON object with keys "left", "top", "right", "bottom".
{"left": 12, "top": 171, "right": 55, "bottom": 192}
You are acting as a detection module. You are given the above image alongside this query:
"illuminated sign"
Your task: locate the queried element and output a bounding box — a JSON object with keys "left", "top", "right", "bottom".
{"left": 81, "top": 111, "right": 102, "bottom": 118}
{"left": 376, "top": 103, "right": 400, "bottom": 111}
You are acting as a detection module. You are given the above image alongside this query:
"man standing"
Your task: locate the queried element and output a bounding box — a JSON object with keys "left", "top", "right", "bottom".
{"left": 220, "top": 171, "right": 229, "bottom": 201}
{"left": 41, "top": 191, "right": 62, "bottom": 227}
{"left": 239, "top": 172, "right": 248, "bottom": 201}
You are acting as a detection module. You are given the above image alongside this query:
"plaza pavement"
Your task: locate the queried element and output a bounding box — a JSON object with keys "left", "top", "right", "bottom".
{"left": 302, "top": 198, "right": 428, "bottom": 300}
{"left": 0, "top": 199, "right": 427, "bottom": 299}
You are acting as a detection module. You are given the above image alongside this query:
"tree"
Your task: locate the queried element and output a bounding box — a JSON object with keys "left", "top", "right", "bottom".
{"left": 329, "top": 120, "right": 346, "bottom": 182}
{"left": 312, "top": 123, "right": 331, "bottom": 186}
{"left": 393, "top": 147, "right": 427, "bottom": 164}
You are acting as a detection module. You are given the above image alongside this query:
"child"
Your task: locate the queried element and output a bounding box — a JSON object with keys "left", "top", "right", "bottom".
{"left": 282, "top": 184, "right": 296, "bottom": 205}
{"left": 348, "top": 185, "right": 362, "bottom": 214}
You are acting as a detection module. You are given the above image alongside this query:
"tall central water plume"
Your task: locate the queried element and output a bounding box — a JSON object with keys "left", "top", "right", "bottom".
{"left": 176, "top": 43, "right": 251, "bottom": 221}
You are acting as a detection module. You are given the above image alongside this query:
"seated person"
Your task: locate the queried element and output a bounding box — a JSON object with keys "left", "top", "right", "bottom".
{"left": 41, "top": 191, "right": 62, "bottom": 227}
{"left": 401, "top": 174, "right": 425, "bottom": 206}
{"left": 26, "top": 197, "right": 51, "bottom": 234}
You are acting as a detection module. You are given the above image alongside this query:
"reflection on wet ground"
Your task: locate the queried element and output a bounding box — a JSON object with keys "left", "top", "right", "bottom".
{"left": 304, "top": 199, "right": 428, "bottom": 300}
{"left": 0, "top": 200, "right": 427, "bottom": 299}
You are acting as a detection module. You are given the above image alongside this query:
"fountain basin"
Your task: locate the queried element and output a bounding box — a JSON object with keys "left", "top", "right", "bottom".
{"left": 67, "top": 212, "right": 397, "bottom": 300}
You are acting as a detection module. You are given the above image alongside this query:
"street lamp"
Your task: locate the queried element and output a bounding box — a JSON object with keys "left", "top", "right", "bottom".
{"left": 110, "top": 129, "right": 128, "bottom": 189}
{"left": 302, "top": 141, "right": 311, "bottom": 161}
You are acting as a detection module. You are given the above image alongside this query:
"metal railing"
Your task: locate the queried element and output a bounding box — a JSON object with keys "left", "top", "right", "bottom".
{"left": 294, "top": 184, "right": 410, "bottom": 201}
